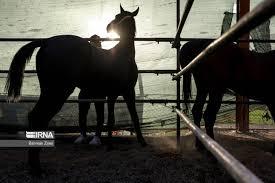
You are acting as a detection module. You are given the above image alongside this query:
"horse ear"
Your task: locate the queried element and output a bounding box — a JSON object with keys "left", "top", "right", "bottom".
{"left": 132, "top": 7, "right": 139, "bottom": 16}
{"left": 120, "top": 4, "right": 125, "bottom": 13}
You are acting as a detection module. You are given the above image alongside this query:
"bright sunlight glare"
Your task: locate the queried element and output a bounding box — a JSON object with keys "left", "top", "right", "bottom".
{"left": 107, "top": 31, "right": 119, "bottom": 39}
{"left": 83, "top": 15, "right": 119, "bottom": 49}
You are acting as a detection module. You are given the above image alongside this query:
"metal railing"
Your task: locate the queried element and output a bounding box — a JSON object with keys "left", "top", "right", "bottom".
{"left": 175, "top": 109, "right": 263, "bottom": 183}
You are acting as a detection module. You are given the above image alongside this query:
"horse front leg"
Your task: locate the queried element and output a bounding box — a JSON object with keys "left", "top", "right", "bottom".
{"left": 74, "top": 89, "right": 91, "bottom": 144}
{"left": 89, "top": 98, "right": 105, "bottom": 145}
{"left": 123, "top": 89, "right": 147, "bottom": 147}
{"left": 106, "top": 96, "right": 117, "bottom": 150}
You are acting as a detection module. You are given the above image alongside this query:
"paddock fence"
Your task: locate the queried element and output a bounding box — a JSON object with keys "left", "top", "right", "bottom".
{"left": 0, "top": 0, "right": 275, "bottom": 182}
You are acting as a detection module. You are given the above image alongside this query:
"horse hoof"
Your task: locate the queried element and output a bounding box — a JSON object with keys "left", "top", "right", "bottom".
{"left": 74, "top": 135, "right": 88, "bottom": 144}
{"left": 89, "top": 136, "right": 102, "bottom": 146}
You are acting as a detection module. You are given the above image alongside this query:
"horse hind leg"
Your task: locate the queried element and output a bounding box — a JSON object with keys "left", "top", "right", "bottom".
{"left": 28, "top": 88, "right": 73, "bottom": 176}
{"left": 203, "top": 90, "right": 224, "bottom": 139}
{"left": 105, "top": 96, "right": 117, "bottom": 150}
{"left": 201, "top": 90, "right": 223, "bottom": 161}
{"left": 192, "top": 88, "right": 208, "bottom": 150}
{"left": 123, "top": 90, "right": 147, "bottom": 146}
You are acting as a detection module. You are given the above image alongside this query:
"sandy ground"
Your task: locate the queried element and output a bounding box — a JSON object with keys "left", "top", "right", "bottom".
{"left": 0, "top": 130, "right": 275, "bottom": 183}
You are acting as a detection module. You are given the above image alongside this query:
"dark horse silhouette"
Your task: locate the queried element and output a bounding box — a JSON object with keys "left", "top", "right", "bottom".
{"left": 180, "top": 39, "right": 275, "bottom": 152}
{"left": 5, "top": 5, "right": 146, "bottom": 175}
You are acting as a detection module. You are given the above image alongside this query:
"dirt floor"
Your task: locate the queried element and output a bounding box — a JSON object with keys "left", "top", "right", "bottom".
{"left": 0, "top": 129, "right": 275, "bottom": 183}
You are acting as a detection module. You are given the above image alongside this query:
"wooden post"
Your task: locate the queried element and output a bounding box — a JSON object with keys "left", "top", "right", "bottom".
{"left": 236, "top": 0, "right": 249, "bottom": 132}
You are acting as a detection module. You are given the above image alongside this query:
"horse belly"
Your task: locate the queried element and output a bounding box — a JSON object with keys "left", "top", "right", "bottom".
{"left": 195, "top": 59, "right": 232, "bottom": 90}
{"left": 78, "top": 68, "right": 137, "bottom": 96}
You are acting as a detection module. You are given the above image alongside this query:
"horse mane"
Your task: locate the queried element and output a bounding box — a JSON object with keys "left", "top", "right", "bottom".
{"left": 118, "top": 16, "right": 136, "bottom": 38}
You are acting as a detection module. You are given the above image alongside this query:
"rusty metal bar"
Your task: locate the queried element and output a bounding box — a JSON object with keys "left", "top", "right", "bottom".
{"left": 172, "top": 0, "right": 194, "bottom": 48}
{"left": 172, "top": 0, "right": 275, "bottom": 80}
{"left": 175, "top": 108, "right": 263, "bottom": 183}
{"left": 236, "top": 0, "right": 250, "bottom": 132}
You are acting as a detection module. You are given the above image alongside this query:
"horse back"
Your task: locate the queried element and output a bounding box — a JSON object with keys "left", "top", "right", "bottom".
{"left": 180, "top": 40, "right": 241, "bottom": 89}
{"left": 179, "top": 39, "right": 213, "bottom": 68}
{"left": 35, "top": 35, "right": 96, "bottom": 87}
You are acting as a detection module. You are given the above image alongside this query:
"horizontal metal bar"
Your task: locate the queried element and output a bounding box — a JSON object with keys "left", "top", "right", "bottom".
{"left": 0, "top": 70, "right": 37, "bottom": 74}
{"left": 172, "top": 0, "right": 194, "bottom": 48}
{"left": 0, "top": 126, "right": 186, "bottom": 134}
{"left": 0, "top": 98, "right": 179, "bottom": 104}
{"left": 1, "top": 37, "right": 275, "bottom": 43}
{"left": 0, "top": 70, "right": 178, "bottom": 74}
{"left": 0, "top": 125, "right": 131, "bottom": 133}
{"left": 173, "top": 0, "right": 275, "bottom": 80}
{"left": 175, "top": 109, "right": 263, "bottom": 183}
{"left": 138, "top": 70, "right": 177, "bottom": 74}
{"left": 0, "top": 98, "right": 267, "bottom": 104}
{"left": 1, "top": 124, "right": 274, "bottom": 134}
{"left": 0, "top": 37, "right": 174, "bottom": 42}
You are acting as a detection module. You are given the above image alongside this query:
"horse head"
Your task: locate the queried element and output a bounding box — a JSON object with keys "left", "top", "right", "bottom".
{"left": 107, "top": 5, "right": 139, "bottom": 38}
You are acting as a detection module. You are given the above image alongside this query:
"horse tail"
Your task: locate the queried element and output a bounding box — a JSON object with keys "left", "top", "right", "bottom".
{"left": 179, "top": 43, "right": 192, "bottom": 112}
{"left": 179, "top": 40, "right": 213, "bottom": 112}
{"left": 5, "top": 40, "right": 43, "bottom": 102}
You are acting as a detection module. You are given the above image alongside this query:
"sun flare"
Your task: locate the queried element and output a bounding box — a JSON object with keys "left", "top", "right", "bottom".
{"left": 85, "top": 17, "right": 119, "bottom": 48}
{"left": 107, "top": 31, "right": 119, "bottom": 39}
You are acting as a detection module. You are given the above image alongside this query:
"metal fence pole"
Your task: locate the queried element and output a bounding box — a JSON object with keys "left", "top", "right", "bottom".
{"left": 175, "top": 108, "right": 263, "bottom": 183}
{"left": 236, "top": 0, "right": 250, "bottom": 132}
{"left": 172, "top": 0, "right": 194, "bottom": 48}
{"left": 176, "top": 0, "right": 181, "bottom": 150}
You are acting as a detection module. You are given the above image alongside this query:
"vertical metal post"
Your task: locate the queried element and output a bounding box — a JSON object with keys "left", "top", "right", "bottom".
{"left": 236, "top": 0, "right": 250, "bottom": 132}
{"left": 176, "top": 0, "right": 181, "bottom": 150}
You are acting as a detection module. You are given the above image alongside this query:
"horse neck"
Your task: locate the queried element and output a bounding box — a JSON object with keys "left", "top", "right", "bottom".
{"left": 113, "top": 37, "right": 135, "bottom": 58}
